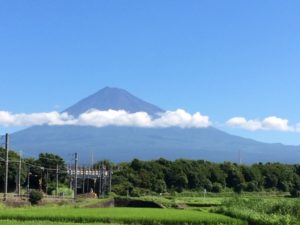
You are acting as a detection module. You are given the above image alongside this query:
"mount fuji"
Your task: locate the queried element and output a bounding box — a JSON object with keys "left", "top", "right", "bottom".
{"left": 11, "top": 87, "right": 300, "bottom": 163}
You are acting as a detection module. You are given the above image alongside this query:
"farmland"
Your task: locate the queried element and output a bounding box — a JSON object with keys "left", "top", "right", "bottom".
{"left": 217, "top": 197, "right": 300, "bottom": 225}
{"left": 1, "top": 194, "right": 300, "bottom": 225}
{"left": 1, "top": 149, "right": 300, "bottom": 225}
{"left": 0, "top": 206, "right": 245, "bottom": 225}
{"left": 0, "top": 221, "right": 120, "bottom": 225}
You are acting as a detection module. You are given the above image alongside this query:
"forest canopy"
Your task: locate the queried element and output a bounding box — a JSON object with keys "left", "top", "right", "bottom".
{"left": 1, "top": 147, "right": 300, "bottom": 197}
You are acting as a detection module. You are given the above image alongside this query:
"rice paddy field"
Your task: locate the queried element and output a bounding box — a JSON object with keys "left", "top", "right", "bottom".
{"left": 0, "top": 221, "right": 120, "bottom": 225}
{"left": 0, "top": 206, "right": 245, "bottom": 225}
{"left": 1, "top": 194, "right": 300, "bottom": 225}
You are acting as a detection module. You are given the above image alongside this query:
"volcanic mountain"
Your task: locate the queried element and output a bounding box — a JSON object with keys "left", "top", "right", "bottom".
{"left": 64, "top": 87, "right": 164, "bottom": 117}
{"left": 11, "top": 87, "right": 300, "bottom": 163}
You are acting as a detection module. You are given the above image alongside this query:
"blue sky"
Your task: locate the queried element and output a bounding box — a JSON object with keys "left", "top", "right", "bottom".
{"left": 0, "top": 1, "right": 300, "bottom": 144}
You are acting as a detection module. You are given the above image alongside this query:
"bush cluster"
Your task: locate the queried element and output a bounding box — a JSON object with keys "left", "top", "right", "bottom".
{"left": 29, "top": 190, "right": 43, "bottom": 205}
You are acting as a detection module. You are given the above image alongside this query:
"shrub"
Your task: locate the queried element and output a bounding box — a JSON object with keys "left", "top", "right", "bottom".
{"left": 51, "top": 186, "right": 73, "bottom": 197}
{"left": 234, "top": 183, "right": 246, "bottom": 194}
{"left": 212, "top": 183, "right": 223, "bottom": 193}
{"left": 29, "top": 190, "right": 43, "bottom": 204}
{"left": 203, "top": 179, "right": 213, "bottom": 192}
{"left": 246, "top": 181, "right": 259, "bottom": 192}
{"left": 290, "top": 188, "right": 300, "bottom": 198}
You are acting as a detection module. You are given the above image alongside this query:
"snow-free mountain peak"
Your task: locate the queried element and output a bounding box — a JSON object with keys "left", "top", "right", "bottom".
{"left": 64, "top": 87, "right": 164, "bottom": 117}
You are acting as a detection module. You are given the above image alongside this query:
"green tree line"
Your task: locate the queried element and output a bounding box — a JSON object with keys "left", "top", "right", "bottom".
{"left": 0, "top": 148, "right": 67, "bottom": 194}
{"left": 111, "top": 158, "right": 300, "bottom": 197}
{"left": 1, "top": 147, "right": 300, "bottom": 197}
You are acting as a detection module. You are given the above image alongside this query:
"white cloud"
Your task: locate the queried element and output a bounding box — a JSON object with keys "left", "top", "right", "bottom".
{"left": 2, "top": 110, "right": 299, "bottom": 132}
{"left": 226, "top": 117, "right": 262, "bottom": 131}
{"left": 0, "top": 111, "right": 74, "bottom": 126}
{"left": 0, "top": 109, "right": 211, "bottom": 128}
{"left": 77, "top": 109, "right": 152, "bottom": 127}
{"left": 227, "top": 116, "right": 295, "bottom": 132}
{"left": 262, "top": 116, "right": 292, "bottom": 131}
{"left": 153, "top": 109, "right": 211, "bottom": 128}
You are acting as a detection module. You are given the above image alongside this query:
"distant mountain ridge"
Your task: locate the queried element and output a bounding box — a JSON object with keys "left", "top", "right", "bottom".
{"left": 11, "top": 87, "right": 300, "bottom": 164}
{"left": 64, "top": 87, "right": 164, "bottom": 116}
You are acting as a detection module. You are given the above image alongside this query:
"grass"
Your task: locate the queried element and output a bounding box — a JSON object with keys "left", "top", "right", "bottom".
{"left": 2, "top": 193, "right": 297, "bottom": 225}
{"left": 131, "top": 195, "right": 224, "bottom": 208}
{"left": 216, "top": 197, "right": 300, "bottom": 225}
{"left": 138, "top": 192, "right": 286, "bottom": 208}
{"left": 0, "top": 206, "right": 246, "bottom": 225}
{"left": 75, "top": 197, "right": 114, "bottom": 207}
{"left": 174, "top": 197, "right": 223, "bottom": 206}
{"left": 0, "top": 220, "right": 121, "bottom": 225}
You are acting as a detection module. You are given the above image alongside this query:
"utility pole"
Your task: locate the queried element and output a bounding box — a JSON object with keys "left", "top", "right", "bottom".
{"left": 27, "top": 172, "right": 31, "bottom": 194}
{"left": 87, "top": 167, "right": 90, "bottom": 193}
{"left": 68, "top": 165, "right": 72, "bottom": 190}
{"left": 4, "top": 133, "right": 9, "bottom": 201}
{"left": 56, "top": 164, "right": 59, "bottom": 196}
{"left": 102, "top": 165, "right": 106, "bottom": 198}
{"left": 74, "top": 153, "right": 78, "bottom": 200}
{"left": 82, "top": 167, "right": 85, "bottom": 194}
{"left": 46, "top": 170, "right": 49, "bottom": 195}
{"left": 109, "top": 170, "right": 112, "bottom": 193}
{"left": 98, "top": 166, "right": 101, "bottom": 198}
{"left": 18, "top": 151, "right": 22, "bottom": 196}
{"left": 40, "top": 167, "right": 44, "bottom": 192}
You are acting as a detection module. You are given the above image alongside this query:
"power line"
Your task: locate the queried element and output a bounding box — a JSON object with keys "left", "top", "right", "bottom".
{"left": 24, "top": 162, "right": 69, "bottom": 173}
{"left": 1, "top": 149, "right": 74, "bottom": 173}
{"left": 18, "top": 151, "right": 22, "bottom": 196}
{"left": 4, "top": 158, "right": 69, "bottom": 174}
{"left": 1, "top": 150, "right": 102, "bottom": 175}
{"left": 21, "top": 152, "right": 66, "bottom": 162}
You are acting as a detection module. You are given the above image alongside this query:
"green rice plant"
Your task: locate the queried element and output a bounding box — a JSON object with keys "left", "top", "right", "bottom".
{"left": 138, "top": 195, "right": 225, "bottom": 208}
{"left": 0, "top": 220, "right": 121, "bottom": 225}
{"left": 0, "top": 206, "right": 246, "bottom": 225}
{"left": 216, "top": 197, "right": 300, "bottom": 225}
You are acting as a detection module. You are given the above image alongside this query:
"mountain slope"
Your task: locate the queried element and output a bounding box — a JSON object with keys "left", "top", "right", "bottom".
{"left": 11, "top": 125, "right": 300, "bottom": 163}
{"left": 10, "top": 87, "right": 300, "bottom": 164}
{"left": 64, "top": 87, "right": 164, "bottom": 116}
